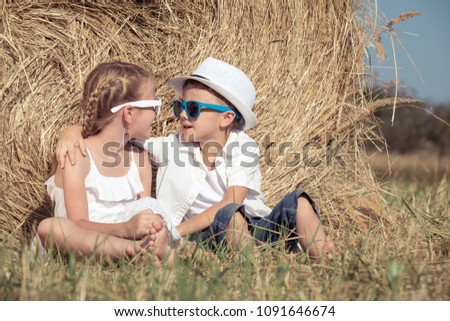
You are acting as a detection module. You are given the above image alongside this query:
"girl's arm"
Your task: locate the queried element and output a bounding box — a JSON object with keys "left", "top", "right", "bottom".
{"left": 61, "top": 148, "right": 90, "bottom": 227}
{"left": 175, "top": 186, "right": 248, "bottom": 237}
{"left": 57, "top": 124, "right": 86, "bottom": 169}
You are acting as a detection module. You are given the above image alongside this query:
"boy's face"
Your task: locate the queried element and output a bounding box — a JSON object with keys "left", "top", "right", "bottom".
{"left": 180, "top": 84, "right": 228, "bottom": 144}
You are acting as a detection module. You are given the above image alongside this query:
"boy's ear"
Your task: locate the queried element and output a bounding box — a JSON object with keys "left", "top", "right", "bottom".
{"left": 220, "top": 111, "right": 235, "bottom": 127}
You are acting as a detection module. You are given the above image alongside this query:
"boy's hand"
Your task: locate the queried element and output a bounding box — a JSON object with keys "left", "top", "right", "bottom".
{"left": 57, "top": 125, "right": 86, "bottom": 168}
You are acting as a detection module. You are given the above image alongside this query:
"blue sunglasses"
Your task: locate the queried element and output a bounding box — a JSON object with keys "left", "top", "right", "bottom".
{"left": 172, "top": 99, "right": 241, "bottom": 119}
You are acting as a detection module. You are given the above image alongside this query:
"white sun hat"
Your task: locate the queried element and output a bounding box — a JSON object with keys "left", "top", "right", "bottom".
{"left": 167, "top": 57, "right": 257, "bottom": 130}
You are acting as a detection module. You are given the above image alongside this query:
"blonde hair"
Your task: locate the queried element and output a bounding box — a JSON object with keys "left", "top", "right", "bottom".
{"left": 183, "top": 79, "right": 244, "bottom": 132}
{"left": 81, "top": 61, "right": 154, "bottom": 138}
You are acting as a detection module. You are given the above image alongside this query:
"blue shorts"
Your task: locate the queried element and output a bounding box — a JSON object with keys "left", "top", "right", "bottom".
{"left": 190, "top": 190, "right": 319, "bottom": 251}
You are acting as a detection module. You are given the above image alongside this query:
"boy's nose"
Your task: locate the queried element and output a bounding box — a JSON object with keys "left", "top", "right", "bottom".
{"left": 179, "top": 109, "right": 188, "bottom": 119}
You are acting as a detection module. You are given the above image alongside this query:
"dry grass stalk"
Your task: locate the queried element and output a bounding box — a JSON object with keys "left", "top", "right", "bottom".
{"left": 369, "top": 9, "right": 422, "bottom": 123}
{"left": 1, "top": 1, "right": 384, "bottom": 251}
{"left": 386, "top": 11, "right": 421, "bottom": 30}
{"left": 375, "top": 34, "right": 386, "bottom": 62}
{"left": 366, "top": 97, "right": 422, "bottom": 112}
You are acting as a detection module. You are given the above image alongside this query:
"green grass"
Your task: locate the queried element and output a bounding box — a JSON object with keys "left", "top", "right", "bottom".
{"left": 1, "top": 178, "right": 449, "bottom": 300}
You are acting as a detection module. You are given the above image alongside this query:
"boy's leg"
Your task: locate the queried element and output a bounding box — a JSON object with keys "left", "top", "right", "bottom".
{"left": 296, "top": 195, "right": 327, "bottom": 258}
{"left": 210, "top": 192, "right": 335, "bottom": 259}
{"left": 247, "top": 191, "right": 328, "bottom": 258}
{"left": 225, "top": 208, "right": 253, "bottom": 251}
{"left": 214, "top": 203, "right": 297, "bottom": 251}
{"left": 273, "top": 190, "right": 335, "bottom": 258}
{"left": 197, "top": 203, "right": 254, "bottom": 252}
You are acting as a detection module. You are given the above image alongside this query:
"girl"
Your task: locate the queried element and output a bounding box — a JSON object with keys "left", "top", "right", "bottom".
{"left": 57, "top": 58, "right": 335, "bottom": 259}
{"left": 37, "top": 61, "right": 178, "bottom": 264}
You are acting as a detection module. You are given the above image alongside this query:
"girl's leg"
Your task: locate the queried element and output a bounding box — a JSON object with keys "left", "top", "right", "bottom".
{"left": 121, "top": 197, "right": 174, "bottom": 265}
{"left": 37, "top": 217, "right": 159, "bottom": 262}
{"left": 146, "top": 220, "right": 175, "bottom": 266}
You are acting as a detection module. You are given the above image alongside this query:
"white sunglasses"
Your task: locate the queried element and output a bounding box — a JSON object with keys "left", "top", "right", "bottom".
{"left": 110, "top": 99, "right": 162, "bottom": 115}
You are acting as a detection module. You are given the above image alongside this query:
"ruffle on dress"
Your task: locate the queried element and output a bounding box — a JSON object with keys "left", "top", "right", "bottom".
{"left": 85, "top": 150, "right": 144, "bottom": 202}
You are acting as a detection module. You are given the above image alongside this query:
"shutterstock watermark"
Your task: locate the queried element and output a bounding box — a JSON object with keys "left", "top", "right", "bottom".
{"left": 261, "top": 132, "right": 346, "bottom": 168}
{"left": 101, "top": 132, "right": 346, "bottom": 168}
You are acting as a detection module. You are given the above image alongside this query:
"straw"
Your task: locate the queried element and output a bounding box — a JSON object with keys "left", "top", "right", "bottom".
{"left": 1, "top": 1, "right": 385, "bottom": 249}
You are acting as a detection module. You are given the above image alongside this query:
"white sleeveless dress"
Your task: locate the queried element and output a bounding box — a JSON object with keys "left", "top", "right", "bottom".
{"left": 45, "top": 148, "right": 166, "bottom": 222}
{"left": 32, "top": 148, "right": 174, "bottom": 254}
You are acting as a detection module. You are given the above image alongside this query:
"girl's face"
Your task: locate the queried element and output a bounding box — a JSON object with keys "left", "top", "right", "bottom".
{"left": 180, "top": 84, "right": 228, "bottom": 145}
{"left": 129, "top": 81, "right": 157, "bottom": 140}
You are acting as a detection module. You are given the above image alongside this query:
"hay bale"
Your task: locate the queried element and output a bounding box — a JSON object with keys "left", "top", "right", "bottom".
{"left": 1, "top": 1, "right": 383, "bottom": 249}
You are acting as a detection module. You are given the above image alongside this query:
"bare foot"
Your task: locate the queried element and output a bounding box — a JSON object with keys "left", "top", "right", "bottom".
{"left": 126, "top": 238, "right": 161, "bottom": 267}
{"left": 325, "top": 240, "right": 343, "bottom": 256}
{"left": 149, "top": 220, "right": 175, "bottom": 267}
{"left": 125, "top": 244, "right": 137, "bottom": 259}
{"left": 315, "top": 240, "right": 343, "bottom": 263}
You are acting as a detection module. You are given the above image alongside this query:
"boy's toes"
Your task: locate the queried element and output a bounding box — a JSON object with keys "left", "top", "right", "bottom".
{"left": 324, "top": 241, "right": 343, "bottom": 255}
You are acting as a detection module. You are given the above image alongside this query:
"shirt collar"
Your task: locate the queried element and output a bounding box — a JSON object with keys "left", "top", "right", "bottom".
{"left": 222, "top": 130, "right": 239, "bottom": 156}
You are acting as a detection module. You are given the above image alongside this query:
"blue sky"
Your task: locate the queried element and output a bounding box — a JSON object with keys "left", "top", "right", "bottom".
{"left": 368, "top": 0, "right": 450, "bottom": 105}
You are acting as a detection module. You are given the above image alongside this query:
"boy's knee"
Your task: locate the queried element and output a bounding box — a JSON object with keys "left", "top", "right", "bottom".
{"left": 292, "top": 190, "right": 319, "bottom": 219}
{"left": 214, "top": 203, "right": 246, "bottom": 231}
{"left": 216, "top": 203, "right": 242, "bottom": 220}
{"left": 228, "top": 211, "right": 248, "bottom": 230}
{"left": 289, "top": 190, "right": 302, "bottom": 198}
{"left": 297, "top": 195, "right": 311, "bottom": 207}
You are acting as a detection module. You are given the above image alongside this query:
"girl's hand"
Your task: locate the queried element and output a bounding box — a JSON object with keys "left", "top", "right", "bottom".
{"left": 126, "top": 210, "right": 158, "bottom": 239}
{"left": 57, "top": 125, "right": 86, "bottom": 168}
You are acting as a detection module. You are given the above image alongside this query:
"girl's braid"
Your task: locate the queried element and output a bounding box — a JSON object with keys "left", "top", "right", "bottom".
{"left": 82, "top": 78, "right": 125, "bottom": 138}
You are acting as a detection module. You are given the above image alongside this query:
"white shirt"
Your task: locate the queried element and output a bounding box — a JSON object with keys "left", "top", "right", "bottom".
{"left": 188, "top": 167, "right": 225, "bottom": 219}
{"left": 141, "top": 130, "right": 271, "bottom": 226}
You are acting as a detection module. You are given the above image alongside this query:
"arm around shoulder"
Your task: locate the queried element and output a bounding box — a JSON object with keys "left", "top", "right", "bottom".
{"left": 57, "top": 124, "right": 86, "bottom": 168}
